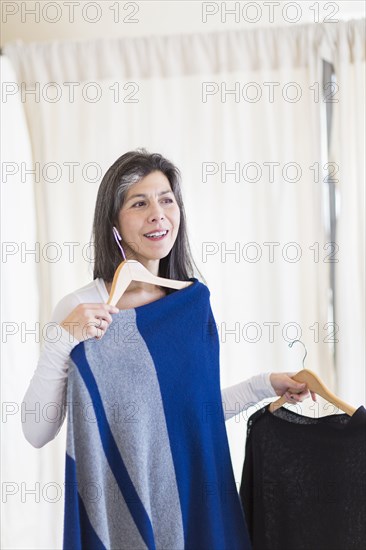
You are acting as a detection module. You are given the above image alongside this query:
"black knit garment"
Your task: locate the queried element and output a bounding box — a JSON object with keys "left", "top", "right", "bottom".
{"left": 240, "top": 403, "right": 366, "bottom": 550}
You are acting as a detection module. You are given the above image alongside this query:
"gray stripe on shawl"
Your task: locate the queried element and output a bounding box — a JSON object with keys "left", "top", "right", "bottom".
{"left": 83, "top": 309, "right": 185, "bottom": 549}
{"left": 66, "top": 357, "right": 148, "bottom": 549}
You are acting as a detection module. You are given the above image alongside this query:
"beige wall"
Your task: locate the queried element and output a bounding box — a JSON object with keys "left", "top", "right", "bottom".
{"left": 1, "top": 0, "right": 365, "bottom": 47}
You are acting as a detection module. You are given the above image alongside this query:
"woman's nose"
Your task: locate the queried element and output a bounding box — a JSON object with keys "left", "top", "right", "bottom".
{"left": 148, "top": 202, "right": 165, "bottom": 222}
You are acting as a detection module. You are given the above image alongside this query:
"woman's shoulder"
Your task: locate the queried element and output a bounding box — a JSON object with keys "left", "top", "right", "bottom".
{"left": 50, "top": 278, "right": 105, "bottom": 324}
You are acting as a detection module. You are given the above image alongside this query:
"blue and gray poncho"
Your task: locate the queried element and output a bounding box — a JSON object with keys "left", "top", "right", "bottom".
{"left": 63, "top": 278, "right": 251, "bottom": 549}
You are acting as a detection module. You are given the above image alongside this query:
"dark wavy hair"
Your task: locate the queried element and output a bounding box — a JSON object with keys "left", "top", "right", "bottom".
{"left": 91, "top": 148, "right": 206, "bottom": 293}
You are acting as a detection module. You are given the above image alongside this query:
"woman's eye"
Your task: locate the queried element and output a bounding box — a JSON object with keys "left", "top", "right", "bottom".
{"left": 132, "top": 198, "right": 173, "bottom": 207}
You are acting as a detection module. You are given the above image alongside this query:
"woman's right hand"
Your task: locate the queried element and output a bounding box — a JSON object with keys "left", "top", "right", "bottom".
{"left": 60, "top": 303, "right": 120, "bottom": 342}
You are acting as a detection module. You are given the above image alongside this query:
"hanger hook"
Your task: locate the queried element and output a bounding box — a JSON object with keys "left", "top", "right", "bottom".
{"left": 112, "top": 226, "right": 127, "bottom": 261}
{"left": 288, "top": 339, "right": 307, "bottom": 370}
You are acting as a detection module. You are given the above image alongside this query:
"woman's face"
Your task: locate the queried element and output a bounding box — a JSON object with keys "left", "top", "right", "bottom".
{"left": 117, "top": 170, "right": 181, "bottom": 264}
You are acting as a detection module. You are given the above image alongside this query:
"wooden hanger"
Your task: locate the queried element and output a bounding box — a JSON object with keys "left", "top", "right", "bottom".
{"left": 106, "top": 227, "right": 193, "bottom": 307}
{"left": 269, "top": 340, "right": 357, "bottom": 416}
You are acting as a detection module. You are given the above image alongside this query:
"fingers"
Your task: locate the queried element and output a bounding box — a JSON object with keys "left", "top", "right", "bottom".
{"left": 61, "top": 304, "right": 119, "bottom": 342}
{"left": 94, "top": 305, "right": 119, "bottom": 324}
{"left": 90, "top": 304, "right": 119, "bottom": 340}
{"left": 285, "top": 386, "right": 317, "bottom": 403}
{"left": 84, "top": 304, "right": 119, "bottom": 340}
{"left": 285, "top": 392, "right": 305, "bottom": 403}
{"left": 285, "top": 387, "right": 308, "bottom": 402}
{"left": 280, "top": 374, "right": 317, "bottom": 404}
{"left": 93, "top": 317, "right": 108, "bottom": 339}
{"left": 285, "top": 391, "right": 301, "bottom": 403}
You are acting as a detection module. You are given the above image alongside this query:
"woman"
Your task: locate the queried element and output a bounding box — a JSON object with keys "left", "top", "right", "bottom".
{"left": 22, "top": 149, "right": 314, "bottom": 549}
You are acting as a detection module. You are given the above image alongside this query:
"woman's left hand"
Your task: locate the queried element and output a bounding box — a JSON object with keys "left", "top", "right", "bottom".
{"left": 270, "top": 372, "right": 317, "bottom": 403}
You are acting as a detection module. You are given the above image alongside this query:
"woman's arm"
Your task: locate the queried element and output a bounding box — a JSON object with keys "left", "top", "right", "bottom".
{"left": 221, "top": 372, "right": 315, "bottom": 421}
{"left": 22, "top": 289, "right": 120, "bottom": 448}
{"left": 221, "top": 372, "right": 275, "bottom": 421}
{"left": 21, "top": 295, "right": 81, "bottom": 448}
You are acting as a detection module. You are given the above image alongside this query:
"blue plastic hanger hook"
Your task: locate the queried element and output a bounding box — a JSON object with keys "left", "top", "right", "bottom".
{"left": 288, "top": 339, "right": 307, "bottom": 370}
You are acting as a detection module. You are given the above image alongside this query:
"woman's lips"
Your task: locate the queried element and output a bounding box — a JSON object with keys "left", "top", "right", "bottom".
{"left": 143, "top": 229, "right": 169, "bottom": 241}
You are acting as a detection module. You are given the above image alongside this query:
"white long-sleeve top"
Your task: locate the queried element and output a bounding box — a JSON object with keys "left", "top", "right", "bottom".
{"left": 21, "top": 278, "right": 276, "bottom": 448}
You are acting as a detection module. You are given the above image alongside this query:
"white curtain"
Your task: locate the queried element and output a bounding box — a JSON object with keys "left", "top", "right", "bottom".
{"left": 0, "top": 56, "right": 59, "bottom": 548}
{"left": 321, "top": 19, "right": 366, "bottom": 405}
{"left": 2, "top": 20, "right": 364, "bottom": 549}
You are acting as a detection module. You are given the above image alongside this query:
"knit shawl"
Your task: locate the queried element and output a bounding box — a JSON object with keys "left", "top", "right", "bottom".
{"left": 63, "top": 278, "right": 251, "bottom": 549}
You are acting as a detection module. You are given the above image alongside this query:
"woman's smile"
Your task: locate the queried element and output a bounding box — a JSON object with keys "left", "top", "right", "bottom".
{"left": 143, "top": 229, "right": 169, "bottom": 241}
